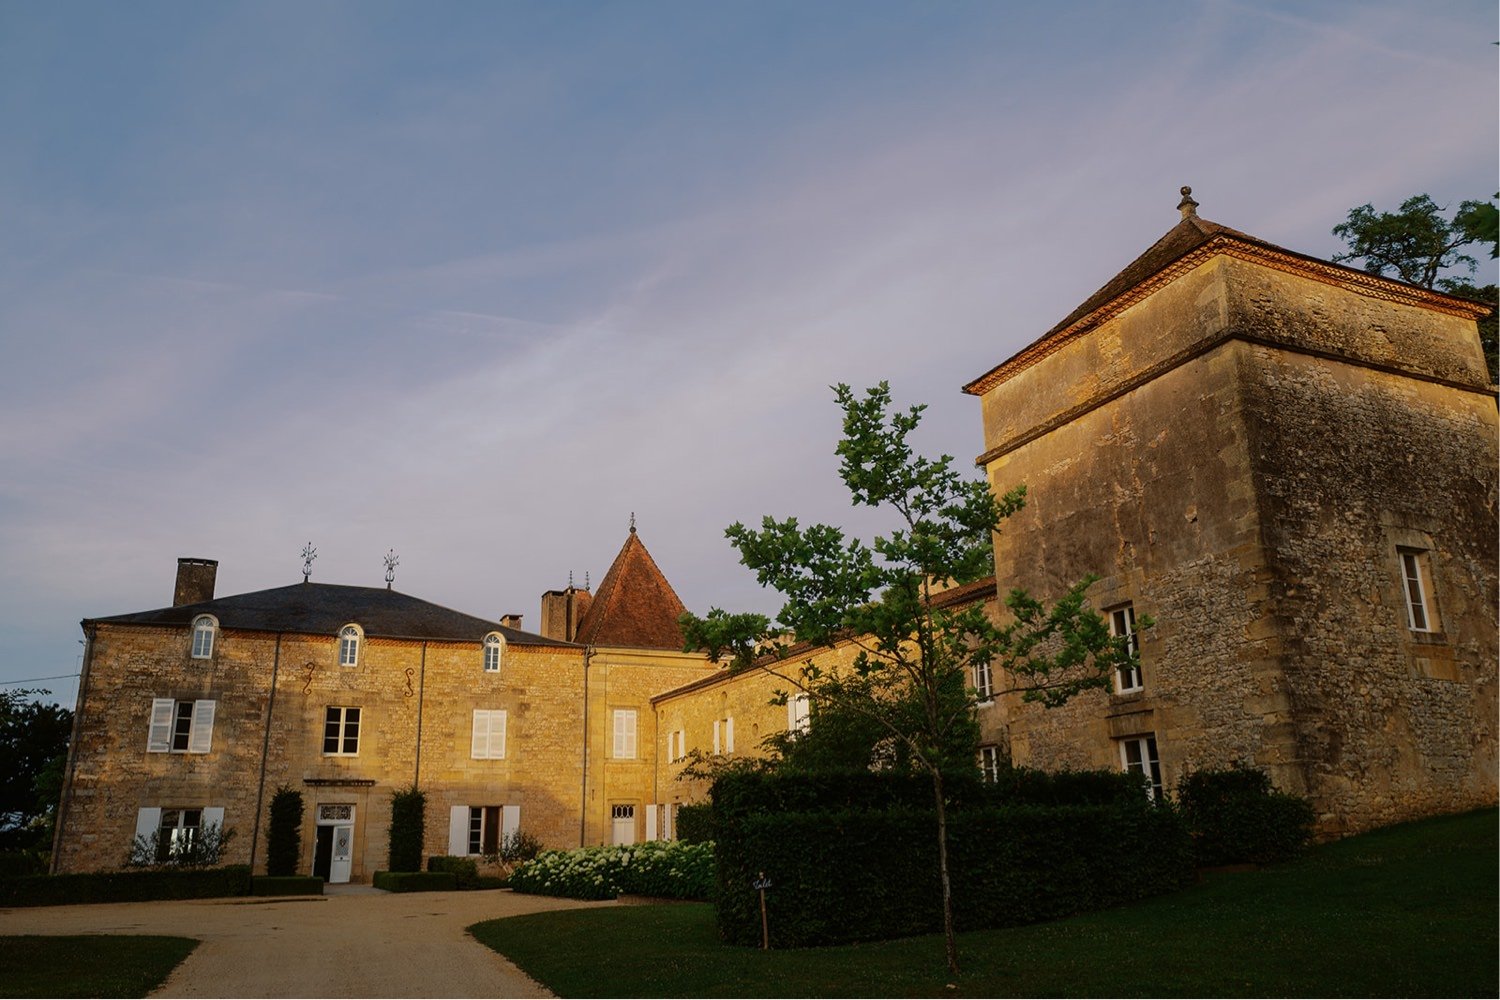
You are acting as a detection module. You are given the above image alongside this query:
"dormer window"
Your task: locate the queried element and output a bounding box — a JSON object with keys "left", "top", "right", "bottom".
{"left": 190, "top": 615, "right": 217, "bottom": 660}
{"left": 338, "top": 625, "right": 362, "bottom": 668}
{"left": 483, "top": 633, "right": 504, "bottom": 673}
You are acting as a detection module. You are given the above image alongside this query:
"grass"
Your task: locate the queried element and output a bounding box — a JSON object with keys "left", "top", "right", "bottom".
{"left": 470, "top": 808, "right": 1498, "bottom": 998}
{"left": 0, "top": 935, "right": 197, "bottom": 998}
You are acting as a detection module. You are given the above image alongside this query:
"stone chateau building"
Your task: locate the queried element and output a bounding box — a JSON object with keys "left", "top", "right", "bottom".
{"left": 52, "top": 192, "right": 1496, "bottom": 878}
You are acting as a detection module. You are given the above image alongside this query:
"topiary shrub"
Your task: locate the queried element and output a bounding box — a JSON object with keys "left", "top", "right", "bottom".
{"left": 265, "top": 786, "right": 304, "bottom": 877}
{"left": 427, "top": 855, "right": 479, "bottom": 889}
{"left": 373, "top": 870, "right": 455, "bottom": 892}
{"left": 1178, "top": 764, "right": 1314, "bottom": 866}
{"left": 676, "top": 803, "right": 714, "bottom": 844}
{"left": 388, "top": 787, "right": 426, "bottom": 873}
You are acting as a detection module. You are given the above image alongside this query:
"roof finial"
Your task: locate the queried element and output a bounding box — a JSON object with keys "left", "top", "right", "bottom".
{"left": 584, "top": 570, "right": 591, "bottom": 590}
{"left": 568, "top": 570, "right": 575, "bottom": 588}
{"left": 383, "top": 549, "right": 399, "bottom": 589}
{"left": 301, "top": 542, "right": 317, "bottom": 583}
{"left": 1178, "top": 185, "right": 1199, "bottom": 220}
{"left": 629, "top": 511, "right": 636, "bottom": 534}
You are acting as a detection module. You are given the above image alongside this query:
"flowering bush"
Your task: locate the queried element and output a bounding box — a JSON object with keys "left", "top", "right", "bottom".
{"left": 508, "top": 840, "right": 714, "bottom": 901}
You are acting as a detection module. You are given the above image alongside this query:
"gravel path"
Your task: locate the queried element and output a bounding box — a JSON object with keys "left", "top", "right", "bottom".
{"left": 0, "top": 887, "right": 608, "bottom": 998}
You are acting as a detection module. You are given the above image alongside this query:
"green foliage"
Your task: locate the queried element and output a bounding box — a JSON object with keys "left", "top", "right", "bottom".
{"left": 712, "top": 797, "right": 1191, "bottom": 948}
{"left": 509, "top": 840, "right": 716, "bottom": 901}
{"left": 126, "top": 823, "right": 234, "bottom": 869}
{"left": 0, "top": 935, "right": 198, "bottom": 999}
{"left": 679, "top": 608, "right": 774, "bottom": 671}
{"left": 0, "top": 689, "right": 72, "bottom": 851}
{"left": 497, "top": 829, "right": 543, "bottom": 865}
{"left": 249, "top": 875, "right": 323, "bottom": 896}
{"left": 387, "top": 786, "right": 426, "bottom": 873}
{"left": 1178, "top": 765, "right": 1314, "bottom": 866}
{"left": 427, "top": 854, "right": 480, "bottom": 888}
{"left": 265, "top": 785, "right": 303, "bottom": 877}
{"left": 0, "top": 865, "right": 250, "bottom": 907}
{"left": 0, "top": 850, "right": 46, "bottom": 878}
{"left": 675, "top": 804, "right": 714, "bottom": 845}
{"left": 373, "top": 870, "right": 456, "bottom": 892}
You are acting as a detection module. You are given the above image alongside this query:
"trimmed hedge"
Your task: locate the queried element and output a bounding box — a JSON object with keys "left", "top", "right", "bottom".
{"left": 509, "top": 841, "right": 715, "bottom": 901}
{"left": 251, "top": 875, "right": 324, "bottom": 896}
{"left": 0, "top": 851, "right": 46, "bottom": 878}
{"left": 372, "top": 870, "right": 456, "bottom": 892}
{"left": 1179, "top": 766, "right": 1314, "bottom": 865}
{"left": 676, "top": 804, "right": 714, "bottom": 845}
{"left": 711, "top": 771, "right": 1194, "bottom": 948}
{"left": 0, "top": 865, "right": 251, "bottom": 908}
{"left": 427, "top": 855, "right": 480, "bottom": 889}
{"left": 388, "top": 787, "right": 425, "bottom": 873}
{"left": 265, "top": 786, "right": 304, "bottom": 877}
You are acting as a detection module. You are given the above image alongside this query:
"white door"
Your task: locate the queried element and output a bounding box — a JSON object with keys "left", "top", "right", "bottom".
{"left": 330, "top": 824, "right": 353, "bottom": 884}
{"left": 611, "top": 805, "right": 635, "bottom": 846}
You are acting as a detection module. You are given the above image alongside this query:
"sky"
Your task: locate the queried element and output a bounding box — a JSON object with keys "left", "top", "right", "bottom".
{"left": 1, "top": 1, "right": 1495, "bottom": 704}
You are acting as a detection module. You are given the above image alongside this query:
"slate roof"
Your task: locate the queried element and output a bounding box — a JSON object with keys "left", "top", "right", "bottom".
{"left": 87, "top": 582, "right": 566, "bottom": 646}
{"left": 573, "top": 528, "right": 688, "bottom": 650}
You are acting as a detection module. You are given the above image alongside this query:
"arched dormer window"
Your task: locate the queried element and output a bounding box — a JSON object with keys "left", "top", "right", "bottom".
{"left": 483, "top": 633, "right": 504, "bottom": 673}
{"left": 338, "top": 625, "right": 362, "bottom": 668}
{"left": 190, "top": 615, "right": 218, "bottom": 660}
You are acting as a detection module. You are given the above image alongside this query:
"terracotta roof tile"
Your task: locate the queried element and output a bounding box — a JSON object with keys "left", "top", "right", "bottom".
{"left": 574, "top": 529, "right": 688, "bottom": 649}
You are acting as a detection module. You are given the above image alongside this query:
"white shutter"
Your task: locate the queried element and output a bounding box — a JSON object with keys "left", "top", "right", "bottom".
{"left": 448, "top": 806, "right": 468, "bottom": 856}
{"left": 612, "top": 711, "right": 624, "bottom": 757}
{"left": 645, "top": 804, "right": 658, "bottom": 841}
{"left": 787, "top": 698, "right": 795, "bottom": 731}
{"left": 712, "top": 720, "right": 720, "bottom": 754}
{"left": 492, "top": 711, "right": 507, "bottom": 759}
{"left": 148, "top": 699, "right": 174, "bottom": 752}
{"left": 725, "top": 717, "right": 735, "bottom": 753}
{"left": 471, "top": 710, "right": 489, "bottom": 759}
{"left": 664, "top": 803, "right": 675, "bottom": 841}
{"left": 625, "top": 710, "right": 636, "bottom": 757}
{"left": 188, "top": 700, "right": 216, "bottom": 753}
{"left": 202, "top": 806, "right": 225, "bottom": 832}
{"left": 135, "top": 807, "right": 162, "bottom": 842}
{"left": 501, "top": 804, "right": 520, "bottom": 841}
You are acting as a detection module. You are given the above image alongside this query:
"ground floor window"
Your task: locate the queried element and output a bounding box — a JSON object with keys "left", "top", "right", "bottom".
{"left": 1119, "top": 734, "right": 1163, "bottom": 800}
{"left": 157, "top": 808, "right": 202, "bottom": 862}
{"left": 469, "top": 805, "right": 501, "bottom": 855}
{"left": 979, "top": 745, "right": 1002, "bottom": 783}
{"left": 611, "top": 804, "right": 635, "bottom": 846}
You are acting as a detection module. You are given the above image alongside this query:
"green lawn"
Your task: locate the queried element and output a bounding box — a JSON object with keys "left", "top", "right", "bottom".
{"left": 0, "top": 935, "right": 197, "bottom": 998}
{"left": 471, "top": 808, "right": 1498, "bottom": 998}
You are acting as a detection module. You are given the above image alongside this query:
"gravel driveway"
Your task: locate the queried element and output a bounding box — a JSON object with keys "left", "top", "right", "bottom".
{"left": 0, "top": 886, "right": 607, "bottom": 998}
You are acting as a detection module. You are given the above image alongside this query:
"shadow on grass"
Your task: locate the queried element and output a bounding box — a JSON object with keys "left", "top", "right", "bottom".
{"left": 0, "top": 934, "right": 198, "bottom": 999}
{"left": 470, "top": 808, "right": 1498, "bottom": 998}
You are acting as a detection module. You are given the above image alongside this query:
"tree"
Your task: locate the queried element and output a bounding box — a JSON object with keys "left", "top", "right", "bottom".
{"left": 0, "top": 689, "right": 72, "bottom": 852}
{"left": 680, "top": 382, "right": 1140, "bottom": 974}
{"left": 1332, "top": 193, "right": 1499, "bottom": 380}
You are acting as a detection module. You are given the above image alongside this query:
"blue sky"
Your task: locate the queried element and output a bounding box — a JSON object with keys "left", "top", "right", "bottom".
{"left": 1, "top": 1, "right": 1495, "bottom": 702}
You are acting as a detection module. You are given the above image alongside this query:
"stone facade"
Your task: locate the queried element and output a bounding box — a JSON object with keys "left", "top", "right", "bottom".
{"left": 966, "top": 204, "right": 1497, "bottom": 836}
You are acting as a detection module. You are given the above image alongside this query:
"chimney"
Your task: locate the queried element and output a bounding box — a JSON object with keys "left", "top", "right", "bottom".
{"left": 539, "top": 585, "right": 592, "bottom": 642}
{"left": 173, "top": 558, "right": 218, "bottom": 607}
{"left": 500, "top": 613, "right": 524, "bottom": 631}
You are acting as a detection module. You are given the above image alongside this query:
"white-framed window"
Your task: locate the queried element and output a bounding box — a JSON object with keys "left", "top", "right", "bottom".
{"left": 979, "top": 745, "right": 1002, "bottom": 783}
{"left": 668, "top": 729, "right": 686, "bottom": 762}
{"left": 1399, "top": 548, "right": 1440, "bottom": 632}
{"left": 158, "top": 808, "right": 202, "bottom": 861}
{"left": 1119, "top": 734, "right": 1163, "bottom": 800}
{"left": 323, "top": 706, "right": 361, "bottom": 755}
{"left": 612, "top": 709, "right": 637, "bottom": 758}
{"left": 611, "top": 804, "right": 636, "bottom": 845}
{"left": 338, "top": 625, "right": 362, "bottom": 667}
{"left": 190, "top": 615, "right": 217, "bottom": 660}
{"left": 449, "top": 803, "right": 519, "bottom": 857}
{"left": 787, "top": 693, "right": 811, "bottom": 736}
{"left": 471, "top": 709, "right": 507, "bottom": 759}
{"left": 972, "top": 660, "right": 994, "bottom": 703}
{"left": 482, "top": 632, "right": 504, "bottom": 673}
{"left": 469, "top": 806, "right": 499, "bottom": 855}
{"left": 1109, "top": 604, "right": 1142, "bottom": 693}
{"left": 147, "top": 698, "right": 216, "bottom": 754}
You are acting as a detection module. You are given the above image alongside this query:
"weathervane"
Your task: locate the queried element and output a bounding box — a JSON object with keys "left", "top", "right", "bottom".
{"left": 584, "top": 570, "right": 590, "bottom": 590}
{"left": 629, "top": 511, "right": 636, "bottom": 534}
{"left": 568, "top": 570, "right": 574, "bottom": 588}
{"left": 301, "top": 542, "right": 317, "bottom": 583}
{"left": 384, "top": 549, "right": 399, "bottom": 589}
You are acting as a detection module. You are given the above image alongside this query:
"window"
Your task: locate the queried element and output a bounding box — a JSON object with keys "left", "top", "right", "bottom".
{"left": 1399, "top": 548, "right": 1440, "bottom": 632}
{"left": 612, "top": 709, "right": 637, "bottom": 758}
{"left": 323, "top": 706, "right": 361, "bottom": 755}
{"left": 147, "top": 698, "right": 215, "bottom": 753}
{"left": 611, "top": 804, "right": 636, "bottom": 845}
{"left": 190, "top": 616, "right": 216, "bottom": 659}
{"left": 668, "top": 729, "right": 686, "bottom": 762}
{"left": 972, "top": 660, "right": 994, "bottom": 702}
{"left": 1119, "top": 734, "right": 1163, "bottom": 800}
{"left": 979, "top": 745, "right": 1002, "bottom": 783}
{"left": 338, "top": 625, "right": 361, "bottom": 667}
{"left": 483, "top": 633, "right": 504, "bottom": 673}
{"left": 787, "top": 693, "right": 811, "bottom": 736}
{"left": 156, "top": 808, "right": 203, "bottom": 862}
{"left": 1109, "top": 604, "right": 1142, "bottom": 693}
{"left": 471, "top": 709, "right": 507, "bottom": 759}
{"left": 448, "top": 803, "right": 518, "bottom": 857}
{"left": 724, "top": 717, "right": 735, "bottom": 754}
{"left": 469, "top": 806, "right": 500, "bottom": 855}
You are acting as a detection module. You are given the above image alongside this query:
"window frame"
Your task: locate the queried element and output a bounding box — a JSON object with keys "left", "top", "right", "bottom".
{"left": 471, "top": 709, "right": 507, "bottom": 760}
{"left": 323, "top": 705, "right": 362, "bottom": 756}
{"left": 979, "top": 745, "right": 1002, "bottom": 783}
{"left": 972, "top": 659, "right": 994, "bottom": 703}
{"left": 482, "top": 632, "right": 504, "bottom": 673}
{"left": 1109, "top": 603, "right": 1142, "bottom": 693}
{"left": 190, "top": 615, "right": 217, "bottom": 660}
{"left": 338, "top": 624, "right": 362, "bottom": 668}
{"left": 1118, "top": 734, "right": 1163, "bottom": 800}
{"left": 612, "top": 709, "right": 638, "bottom": 759}
{"left": 156, "top": 808, "right": 204, "bottom": 863}
{"left": 787, "top": 693, "right": 811, "bottom": 736}
{"left": 1398, "top": 548, "right": 1440, "bottom": 633}
{"left": 148, "top": 698, "right": 215, "bottom": 754}
{"left": 468, "top": 805, "right": 501, "bottom": 856}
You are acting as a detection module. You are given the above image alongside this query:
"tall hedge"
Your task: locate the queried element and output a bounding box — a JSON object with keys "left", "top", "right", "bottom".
{"left": 388, "top": 787, "right": 426, "bottom": 873}
{"left": 1178, "top": 765, "right": 1314, "bottom": 865}
{"left": 710, "top": 770, "right": 1193, "bottom": 948}
{"left": 265, "top": 786, "right": 304, "bottom": 877}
